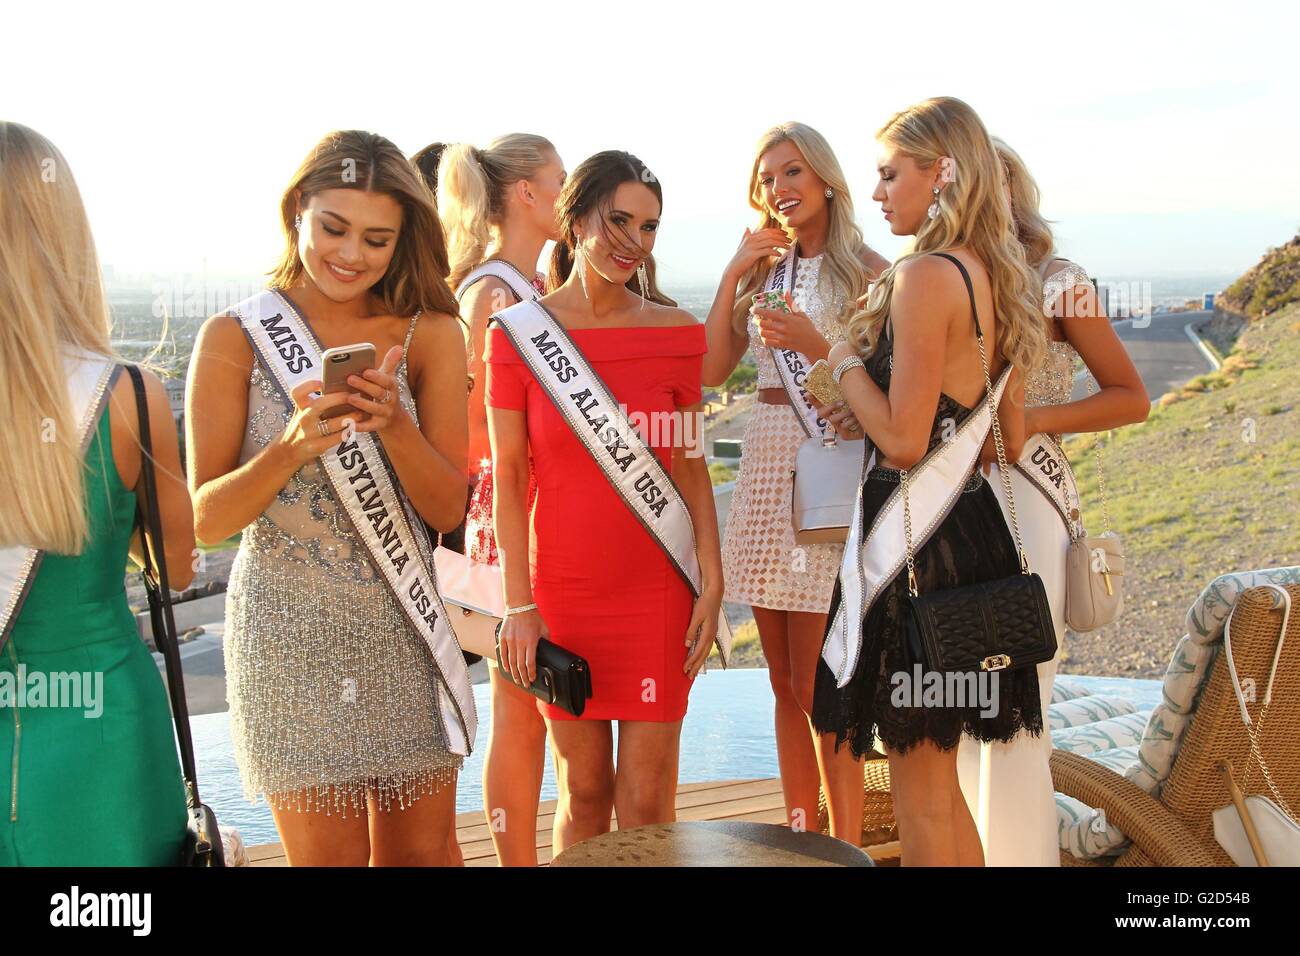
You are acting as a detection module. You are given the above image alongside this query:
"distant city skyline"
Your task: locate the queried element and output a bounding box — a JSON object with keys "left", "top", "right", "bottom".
{"left": 7, "top": 1, "right": 1298, "bottom": 286}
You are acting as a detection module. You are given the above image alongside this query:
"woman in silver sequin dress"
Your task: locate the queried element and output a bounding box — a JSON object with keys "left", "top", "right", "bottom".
{"left": 955, "top": 138, "right": 1150, "bottom": 866}
{"left": 701, "top": 123, "right": 888, "bottom": 841}
{"left": 187, "top": 131, "right": 473, "bottom": 866}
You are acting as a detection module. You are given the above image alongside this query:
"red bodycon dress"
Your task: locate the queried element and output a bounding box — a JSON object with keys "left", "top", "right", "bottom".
{"left": 484, "top": 320, "right": 706, "bottom": 722}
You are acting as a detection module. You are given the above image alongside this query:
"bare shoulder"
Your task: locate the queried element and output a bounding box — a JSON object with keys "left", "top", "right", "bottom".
{"left": 193, "top": 311, "right": 253, "bottom": 367}
{"left": 893, "top": 253, "right": 966, "bottom": 299}
{"left": 857, "top": 243, "right": 891, "bottom": 278}
{"left": 642, "top": 301, "right": 701, "bottom": 328}
{"left": 460, "top": 276, "right": 514, "bottom": 322}
{"left": 410, "top": 309, "right": 468, "bottom": 358}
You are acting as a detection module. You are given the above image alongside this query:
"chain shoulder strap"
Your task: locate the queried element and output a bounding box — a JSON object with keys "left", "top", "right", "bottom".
{"left": 901, "top": 254, "right": 1030, "bottom": 596}
{"left": 1081, "top": 374, "right": 1114, "bottom": 534}
{"left": 1224, "top": 587, "right": 1297, "bottom": 823}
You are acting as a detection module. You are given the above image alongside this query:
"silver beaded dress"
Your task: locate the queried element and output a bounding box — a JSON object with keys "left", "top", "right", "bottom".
{"left": 722, "top": 253, "right": 850, "bottom": 612}
{"left": 1024, "top": 259, "right": 1092, "bottom": 411}
{"left": 224, "top": 313, "right": 462, "bottom": 816}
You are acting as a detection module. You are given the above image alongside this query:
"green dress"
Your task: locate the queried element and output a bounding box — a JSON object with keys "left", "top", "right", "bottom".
{"left": 0, "top": 401, "right": 187, "bottom": 866}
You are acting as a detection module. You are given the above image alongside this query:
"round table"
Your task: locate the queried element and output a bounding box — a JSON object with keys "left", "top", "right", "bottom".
{"left": 549, "top": 821, "right": 873, "bottom": 867}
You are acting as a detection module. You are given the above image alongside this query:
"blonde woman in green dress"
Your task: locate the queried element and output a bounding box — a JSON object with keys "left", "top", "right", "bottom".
{"left": 0, "top": 122, "right": 193, "bottom": 866}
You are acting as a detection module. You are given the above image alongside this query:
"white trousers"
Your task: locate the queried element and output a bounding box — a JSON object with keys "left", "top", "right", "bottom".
{"left": 955, "top": 462, "right": 1067, "bottom": 866}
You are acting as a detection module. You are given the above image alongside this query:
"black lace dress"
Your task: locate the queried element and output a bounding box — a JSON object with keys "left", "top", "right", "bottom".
{"left": 811, "top": 320, "right": 1044, "bottom": 757}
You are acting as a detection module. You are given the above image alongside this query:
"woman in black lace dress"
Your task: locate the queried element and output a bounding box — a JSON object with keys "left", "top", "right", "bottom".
{"left": 812, "top": 97, "right": 1049, "bottom": 866}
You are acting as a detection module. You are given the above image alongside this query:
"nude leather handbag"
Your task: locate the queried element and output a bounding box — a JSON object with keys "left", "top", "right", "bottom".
{"left": 791, "top": 430, "right": 867, "bottom": 544}
{"left": 433, "top": 545, "right": 504, "bottom": 659}
{"left": 1064, "top": 388, "right": 1125, "bottom": 632}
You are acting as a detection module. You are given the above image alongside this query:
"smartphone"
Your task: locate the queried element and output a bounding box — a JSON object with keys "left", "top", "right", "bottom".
{"left": 803, "top": 359, "right": 844, "bottom": 406}
{"left": 751, "top": 290, "right": 790, "bottom": 313}
{"left": 319, "top": 343, "right": 376, "bottom": 420}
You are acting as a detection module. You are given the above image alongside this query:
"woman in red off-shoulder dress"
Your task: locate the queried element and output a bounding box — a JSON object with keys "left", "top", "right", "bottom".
{"left": 486, "top": 150, "right": 723, "bottom": 854}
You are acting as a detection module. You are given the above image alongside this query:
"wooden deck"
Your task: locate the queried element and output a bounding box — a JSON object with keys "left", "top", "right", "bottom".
{"left": 247, "top": 777, "right": 900, "bottom": 866}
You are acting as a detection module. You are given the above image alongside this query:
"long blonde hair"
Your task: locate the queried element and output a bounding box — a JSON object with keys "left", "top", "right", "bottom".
{"left": 850, "top": 98, "right": 1046, "bottom": 377}
{"left": 269, "top": 130, "right": 459, "bottom": 319}
{"left": 438, "top": 133, "right": 556, "bottom": 288}
{"left": 994, "top": 137, "right": 1055, "bottom": 270}
{"left": 0, "top": 122, "right": 114, "bottom": 553}
{"left": 732, "top": 122, "right": 872, "bottom": 330}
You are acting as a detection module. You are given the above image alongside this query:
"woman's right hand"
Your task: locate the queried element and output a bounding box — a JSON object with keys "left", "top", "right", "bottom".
{"left": 726, "top": 227, "right": 792, "bottom": 280}
{"left": 277, "top": 379, "right": 365, "bottom": 467}
{"left": 498, "top": 607, "right": 548, "bottom": 687}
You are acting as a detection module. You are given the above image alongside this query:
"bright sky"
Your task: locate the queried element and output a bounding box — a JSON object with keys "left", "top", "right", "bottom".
{"left": 5, "top": 0, "right": 1297, "bottom": 286}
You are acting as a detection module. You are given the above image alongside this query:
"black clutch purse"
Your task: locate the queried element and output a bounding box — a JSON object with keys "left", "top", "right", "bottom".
{"left": 895, "top": 251, "right": 1057, "bottom": 677}
{"left": 494, "top": 629, "right": 593, "bottom": 717}
{"left": 126, "top": 365, "right": 226, "bottom": 867}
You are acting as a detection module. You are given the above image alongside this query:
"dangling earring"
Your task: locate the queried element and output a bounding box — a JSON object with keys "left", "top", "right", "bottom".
{"left": 824, "top": 187, "right": 834, "bottom": 199}
{"left": 927, "top": 186, "right": 941, "bottom": 221}
{"left": 573, "top": 240, "right": 588, "bottom": 299}
{"left": 294, "top": 213, "right": 302, "bottom": 230}
{"left": 637, "top": 261, "right": 649, "bottom": 309}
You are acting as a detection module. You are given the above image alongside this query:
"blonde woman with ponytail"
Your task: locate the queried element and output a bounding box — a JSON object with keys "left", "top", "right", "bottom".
{"left": 952, "top": 139, "right": 1148, "bottom": 866}
{"left": 810, "top": 97, "right": 1050, "bottom": 866}
{"left": 437, "top": 133, "right": 565, "bottom": 867}
{"left": 700, "top": 122, "right": 888, "bottom": 843}
{"left": 0, "top": 123, "right": 193, "bottom": 865}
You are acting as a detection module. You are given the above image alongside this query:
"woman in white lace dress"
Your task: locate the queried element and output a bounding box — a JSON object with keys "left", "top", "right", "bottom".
{"left": 702, "top": 122, "right": 888, "bottom": 840}
{"left": 956, "top": 138, "right": 1150, "bottom": 865}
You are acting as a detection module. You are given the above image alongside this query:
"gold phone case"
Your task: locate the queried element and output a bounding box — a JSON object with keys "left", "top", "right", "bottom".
{"left": 803, "top": 360, "right": 843, "bottom": 406}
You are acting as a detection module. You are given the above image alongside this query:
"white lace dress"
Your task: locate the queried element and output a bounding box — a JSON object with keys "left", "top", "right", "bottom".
{"left": 721, "top": 253, "right": 849, "bottom": 613}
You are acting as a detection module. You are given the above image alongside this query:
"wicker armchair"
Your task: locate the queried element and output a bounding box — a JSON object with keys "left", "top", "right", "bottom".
{"left": 1053, "top": 583, "right": 1300, "bottom": 866}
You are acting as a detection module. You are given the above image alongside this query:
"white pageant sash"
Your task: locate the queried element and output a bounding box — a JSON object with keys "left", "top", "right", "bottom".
{"left": 762, "top": 252, "right": 825, "bottom": 439}
{"left": 456, "top": 260, "right": 541, "bottom": 305}
{"left": 1014, "top": 433, "right": 1080, "bottom": 536}
{"left": 230, "top": 290, "right": 476, "bottom": 755}
{"left": 492, "top": 300, "right": 733, "bottom": 666}
{"left": 822, "top": 365, "right": 1012, "bottom": 687}
{"left": 1, "top": 352, "right": 118, "bottom": 649}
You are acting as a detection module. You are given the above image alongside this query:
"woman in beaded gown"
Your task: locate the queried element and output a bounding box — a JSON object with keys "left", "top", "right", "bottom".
{"left": 701, "top": 123, "right": 888, "bottom": 841}
{"left": 187, "top": 131, "right": 473, "bottom": 866}
{"left": 438, "top": 133, "right": 565, "bottom": 867}
{"left": 954, "top": 138, "right": 1150, "bottom": 866}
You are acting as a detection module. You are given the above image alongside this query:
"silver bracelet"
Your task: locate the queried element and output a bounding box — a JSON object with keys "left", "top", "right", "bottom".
{"left": 832, "top": 355, "right": 865, "bottom": 384}
{"left": 504, "top": 602, "right": 538, "bottom": 617}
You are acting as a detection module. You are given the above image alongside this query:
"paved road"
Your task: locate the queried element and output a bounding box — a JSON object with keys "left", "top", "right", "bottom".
{"left": 1073, "top": 309, "right": 1217, "bottom": 402}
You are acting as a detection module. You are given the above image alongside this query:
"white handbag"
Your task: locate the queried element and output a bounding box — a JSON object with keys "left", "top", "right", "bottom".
{"left": 791, "top": 429, "right": 867, "bottom": 544}
{"left": 1211, "top": 585, "right": 1300, "bottom": 866}
{"left": 1064, "top": 380, "right": 1125, "bottom": 632}
{"left": 432, "top": 546, "right": 504, "bottom": 659}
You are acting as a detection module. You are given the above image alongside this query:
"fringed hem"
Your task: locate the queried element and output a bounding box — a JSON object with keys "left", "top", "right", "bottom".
{"left": 252, "top": 764, "right": 459, "bottom": 819}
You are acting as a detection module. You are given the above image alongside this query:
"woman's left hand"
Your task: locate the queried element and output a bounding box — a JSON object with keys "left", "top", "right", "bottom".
{"left": 817, "top": 400, "right": 862, "bottom": 440}
{"left": 683, "top": 589, "right": 722, "bottom": 679}
{"left": 347, "top": 345, "right": 406, "bottom": 433}
{"left": 752, "top": 293, "right": 827, "bottom": 359}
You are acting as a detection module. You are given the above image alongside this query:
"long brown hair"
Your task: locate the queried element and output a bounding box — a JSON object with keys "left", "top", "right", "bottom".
{"left": 269, "top": 130, "right": 459, "bottom": 319}
{"left": 547, "top": 150, "right": 676, "bottom": 306}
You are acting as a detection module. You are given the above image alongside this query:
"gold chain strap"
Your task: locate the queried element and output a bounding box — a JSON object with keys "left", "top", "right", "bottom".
{"left": 900, "top": 317, "right": 1029, "bottom": 595}
{"left": 1083, "top": 375, "right": 1113, "bottom": 534}
{"left": 1242, "top": 697, "right": 1299, "bottom": 823}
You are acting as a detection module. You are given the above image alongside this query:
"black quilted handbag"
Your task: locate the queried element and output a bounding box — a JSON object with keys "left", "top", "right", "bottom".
{"left": 902, "top": 569, "right": 1056, "bottom": 673}
{"left": 897, "top": 253, "right": 1057, "bottom": 675}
